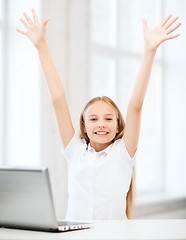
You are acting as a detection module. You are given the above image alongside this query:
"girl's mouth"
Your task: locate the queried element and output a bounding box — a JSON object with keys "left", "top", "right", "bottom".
{"left": 94, "top": 131, "right": 109, "bottom": 135}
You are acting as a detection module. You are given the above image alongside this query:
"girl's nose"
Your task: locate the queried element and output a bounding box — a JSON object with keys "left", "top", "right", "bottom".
{"left": 98, "top": 121, "right": 105, "bottom": 128}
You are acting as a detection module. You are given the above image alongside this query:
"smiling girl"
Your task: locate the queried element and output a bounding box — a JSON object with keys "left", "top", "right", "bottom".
{"left": 17, "top": 9, "right": 181, "bottom": 220}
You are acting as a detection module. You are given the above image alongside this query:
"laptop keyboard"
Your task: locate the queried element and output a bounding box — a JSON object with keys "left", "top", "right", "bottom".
{"left": 57, "top": 221, "right": 91, "bottom": 231}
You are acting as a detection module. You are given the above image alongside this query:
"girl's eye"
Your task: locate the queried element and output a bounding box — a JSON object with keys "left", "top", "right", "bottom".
{"left": 90, "top": 118, "right": 97, "bottom": 121}
{"left": 106, "top": 118, "right": 112, "bottom": 121}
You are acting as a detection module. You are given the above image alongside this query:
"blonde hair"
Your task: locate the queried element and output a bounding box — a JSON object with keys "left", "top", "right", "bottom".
{"left": 79, "top": 96, "right": 135, "bottom": 219}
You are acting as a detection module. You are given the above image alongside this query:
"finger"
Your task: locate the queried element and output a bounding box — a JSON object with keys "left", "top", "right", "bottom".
{"left": 20, "top": 18, "right": 30, "bottom": 29}
{"left": 142, "top": 19, "right": 148, "bottom": 31}
{"left": 32, "top": 8, "right": 39, "bottom": 23}
{"left": 166, "top": 33, "right": 181, "bottom": 40}
{"left": 43, "top": 18, "right": 50, "bottom": 25}
{"left": 17, "top": 29, "right": 26, "bottom": 35}
{"left": 165, "top": 16, "right": 179, "bottom": 30}
{"left": 167, "top": 22, "right": 182, "bottom": 34}
{"left": 42, "top": 18, "right": 50, "bottom": 31}
{"left": 23, "top": 12, "right": 33, "bottom": 25}
{"left": 161, "top": 14, "right": 172, "bottom": 27}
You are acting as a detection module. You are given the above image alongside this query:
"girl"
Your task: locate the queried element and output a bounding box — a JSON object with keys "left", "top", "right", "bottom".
{"left": 17, "top": 9, "right": 181, "bottom": 220}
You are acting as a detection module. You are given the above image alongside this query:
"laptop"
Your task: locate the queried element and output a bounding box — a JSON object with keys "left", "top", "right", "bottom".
{"left": 0, "top": 166, "right": 91, "bottom": 232}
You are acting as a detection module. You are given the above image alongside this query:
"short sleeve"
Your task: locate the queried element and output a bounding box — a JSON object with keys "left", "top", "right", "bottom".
{"left": 60, "top": 132, "right": 85, "bottom": 162}
{"left": 114, "top": 137, "right": 137, "bottom": 166}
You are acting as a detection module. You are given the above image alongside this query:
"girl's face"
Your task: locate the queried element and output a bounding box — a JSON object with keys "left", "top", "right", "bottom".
{"left": 83, "top": 101, "right": 119, "bottom": 152}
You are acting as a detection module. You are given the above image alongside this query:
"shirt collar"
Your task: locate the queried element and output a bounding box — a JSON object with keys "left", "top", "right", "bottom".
{"left": 86, "top": 143, "right": 112, "bottom": 154}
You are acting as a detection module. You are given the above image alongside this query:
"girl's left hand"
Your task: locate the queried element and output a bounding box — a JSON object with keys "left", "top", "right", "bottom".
{"left": 143, "top": 14, "right": 181, "bottom": 52}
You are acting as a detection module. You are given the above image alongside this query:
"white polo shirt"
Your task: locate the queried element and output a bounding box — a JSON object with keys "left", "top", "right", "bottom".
{"left": 61, "top": 132, "right": 136, "bottom": 221}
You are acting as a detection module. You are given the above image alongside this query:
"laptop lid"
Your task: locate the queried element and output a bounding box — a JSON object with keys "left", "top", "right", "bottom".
{"left": 0, "top": 166, "right": 59, "bottom": 231}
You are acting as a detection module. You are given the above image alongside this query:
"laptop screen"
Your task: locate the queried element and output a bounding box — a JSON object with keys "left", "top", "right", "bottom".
{"left": 0, "top": 167, "right": 58, "bottom": 231}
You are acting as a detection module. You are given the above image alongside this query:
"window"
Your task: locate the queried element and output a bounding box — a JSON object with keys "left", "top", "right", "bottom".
{"left": 0, "top": 0, "right": 41, "bottom": 166}
{"left": 0, "top": 1, "right": 3, "bottom": 164}
{"left": 90, "top": 0, "right": 183, "bottom": 196}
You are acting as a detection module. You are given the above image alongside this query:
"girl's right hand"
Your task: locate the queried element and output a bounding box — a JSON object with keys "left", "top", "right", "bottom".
{"left": 17, "top": 9, "right": 50, "bottom": 48}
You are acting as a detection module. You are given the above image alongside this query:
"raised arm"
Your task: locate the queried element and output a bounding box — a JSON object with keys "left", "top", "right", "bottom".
{"left": 124, "top": 15, "right": 181, "bottom": 157}
{"left": 17, "top": 9, "right": 75, "bottom": 148}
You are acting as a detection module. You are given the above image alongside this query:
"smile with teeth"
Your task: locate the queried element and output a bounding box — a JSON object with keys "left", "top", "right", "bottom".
{"left": 95, "top": 131, "right": 109, "bottom": 135}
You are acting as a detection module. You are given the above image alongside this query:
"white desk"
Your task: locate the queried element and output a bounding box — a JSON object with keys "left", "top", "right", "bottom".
{"left": 0, "top": 220, "right": 186, "bottom": 240}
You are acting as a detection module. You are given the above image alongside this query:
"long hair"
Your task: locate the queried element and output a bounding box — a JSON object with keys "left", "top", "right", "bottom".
{"left": 79, "top": 96, "right": 135, "bottom": 219}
